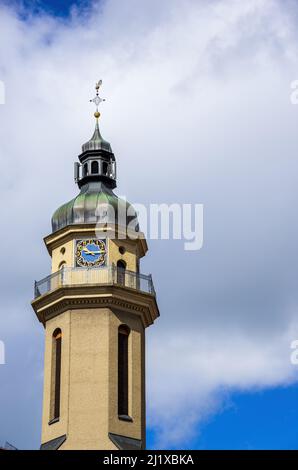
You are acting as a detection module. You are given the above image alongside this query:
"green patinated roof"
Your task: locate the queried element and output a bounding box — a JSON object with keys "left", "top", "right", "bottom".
{"left": 52, "top": 182, "right": 138, "bottom": 233}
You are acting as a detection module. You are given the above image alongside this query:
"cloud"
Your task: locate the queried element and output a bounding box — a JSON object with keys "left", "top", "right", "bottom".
{"left": 147, "top": 317, "right": 298, "bottom": 447}
{"left": 0, "top": 0, "right": 298, "bottom": 448}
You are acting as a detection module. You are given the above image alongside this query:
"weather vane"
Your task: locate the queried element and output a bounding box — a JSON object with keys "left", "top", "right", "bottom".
{"left": 90, "top": 80, "right": 105, "bottom": 120}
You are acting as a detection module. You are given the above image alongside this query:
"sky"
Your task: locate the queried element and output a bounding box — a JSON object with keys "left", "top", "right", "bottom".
{"left": 0, "top": 0, "right": 298, "bottom": 450}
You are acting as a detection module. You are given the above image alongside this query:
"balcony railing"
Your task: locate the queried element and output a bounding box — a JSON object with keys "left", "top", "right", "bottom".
{"left": 34, "top": 266, "right": 155, "bottom": 299}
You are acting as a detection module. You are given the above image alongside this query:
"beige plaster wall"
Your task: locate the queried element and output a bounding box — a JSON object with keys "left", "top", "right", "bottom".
{"left": 41, "top": 307, "right": 145, "bottom": 450}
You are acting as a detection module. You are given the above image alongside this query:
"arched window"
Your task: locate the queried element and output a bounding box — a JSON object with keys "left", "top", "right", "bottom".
{"left": 102, "top": 161, "right": 108, "bottom": 175}
{"left": 118, "top": 325, "right": 130, "bottom": 417}
{"left": 91, "top": 160, "right": 99, "bottom": 174}
{"left": 117, "top": 260, "right": 126, "bottom": 286}
{"left": 51, "top": 329, "right": 62, "bottom": 422}
{"left": 83, "top": 163, "right": 88, "bottom": 177}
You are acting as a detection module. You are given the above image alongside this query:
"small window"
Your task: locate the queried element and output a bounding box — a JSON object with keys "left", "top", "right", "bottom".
{"left": 91, "top": 161, "right": 99, "bottom": 174}
{"left": 118, "top": 325, "right": 130, "bottom": 417}
{"left": 117, "top": 260, "right": 126, "bottom": 285}
{"left": 83, "top": 163, "right": 88, "bottom": 177}
{"left": 119, "top": 246, "right": 126, "bottom": 255}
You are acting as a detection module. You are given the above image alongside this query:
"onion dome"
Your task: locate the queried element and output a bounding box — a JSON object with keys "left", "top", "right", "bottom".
{"left": 52, "top": 182, "right": 138, "bottom": 233}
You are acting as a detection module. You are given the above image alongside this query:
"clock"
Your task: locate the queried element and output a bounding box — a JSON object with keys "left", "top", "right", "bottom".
{"left": 75, "top": 239, "right": 106, "bottom": 268}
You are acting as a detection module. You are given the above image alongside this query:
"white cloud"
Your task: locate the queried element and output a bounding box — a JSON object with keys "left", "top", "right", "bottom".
{"left": 148, "top": 318, "right": 298, "bottom": 447}
{"left": 1, "top": 0, "right": 298, "bottom": 448}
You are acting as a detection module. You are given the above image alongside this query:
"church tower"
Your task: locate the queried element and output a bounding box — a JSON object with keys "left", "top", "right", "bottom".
{"left": 31, "top": 82, "right": 159, "bottom": 450}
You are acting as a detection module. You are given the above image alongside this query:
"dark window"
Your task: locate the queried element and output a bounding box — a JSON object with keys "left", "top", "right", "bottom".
{"left": 102, "top": 162, "right": 108, "bottom": 175}
{"left": 118, "top": 325, "right": 130, "bottom": 416}
{"left": 52, "top": 329, "right": 62, "bottom": 421}
{"left": 83, "top": 163, "right": 88, "bottom": 177}
{"left": 117, "top": 260, "right": 126, "bottom": 285}
{"left": 136, "top": 259, "right": 140, "bottom": 290}
{"left": 91, "top": 161, "right": 99, "bottom": 174}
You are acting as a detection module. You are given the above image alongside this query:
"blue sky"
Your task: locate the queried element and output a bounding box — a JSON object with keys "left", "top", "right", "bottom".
{"left": 0, "top": 0, "right": 298, "bottom": 450}
{"left": 12, "top": 0, "right": 88, "bottom": 17}
{"left": 148, "top": 385, "right": 298, "bottom": 450}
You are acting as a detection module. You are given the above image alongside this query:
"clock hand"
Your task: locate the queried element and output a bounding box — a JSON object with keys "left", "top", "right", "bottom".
{"left": 82, "top": 248, "right": 105, "bottom": 256}
{"left": 83, "top": 249, "right": 96, "bottom": 256}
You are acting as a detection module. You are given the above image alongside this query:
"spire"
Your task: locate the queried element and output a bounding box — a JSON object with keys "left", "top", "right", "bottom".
{"left": 82, "top": 80, "right": 112, "bottom": 153}
{"left": 82, "top": 119, "right": 112, "bottom": 153}
{"left": 75, "top": 80, "right": 116, "bottom": 190}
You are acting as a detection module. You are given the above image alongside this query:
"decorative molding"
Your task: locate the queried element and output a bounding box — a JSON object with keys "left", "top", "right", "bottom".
{"left": 118, "top": 414, "right": 133, "bottom": 423}
{"left": 32, "top": 284, "right": 158, "bottom": 328}
{"left": 48, "top": 417, "right": 59, "bottom": 426}
{"left": 44, "top": 223, "right": 148, "bottom": 259}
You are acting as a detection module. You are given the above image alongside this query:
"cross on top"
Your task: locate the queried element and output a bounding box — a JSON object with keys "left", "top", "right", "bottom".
{"left": 90, "top": 80, "right": 105, "bottom": 119}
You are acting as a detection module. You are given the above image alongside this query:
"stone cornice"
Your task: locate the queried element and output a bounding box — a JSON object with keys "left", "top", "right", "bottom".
{"left": 43, "top": 224, "right": 148, "bottom": 258}
{"left": 31, "top": 284, "right": 159, "bottom": 328}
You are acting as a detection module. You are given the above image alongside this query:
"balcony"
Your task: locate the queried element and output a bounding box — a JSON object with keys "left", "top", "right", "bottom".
{"left": 34, "top": 266, "right": 155, "bottom": 299}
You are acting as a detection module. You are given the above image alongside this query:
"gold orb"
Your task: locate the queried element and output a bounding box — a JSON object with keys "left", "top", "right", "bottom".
{"left": 94, "top": 111, "right": 100, "bottom": 119}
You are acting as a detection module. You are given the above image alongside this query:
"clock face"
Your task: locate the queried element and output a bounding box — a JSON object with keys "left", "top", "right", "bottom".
{"left": 76, "top": 239, "right": 106, "bottom": 268}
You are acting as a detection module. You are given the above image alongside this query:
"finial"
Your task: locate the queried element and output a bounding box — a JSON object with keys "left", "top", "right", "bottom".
{"left": 90, "top": 80, "right": 105, "bottom": 120}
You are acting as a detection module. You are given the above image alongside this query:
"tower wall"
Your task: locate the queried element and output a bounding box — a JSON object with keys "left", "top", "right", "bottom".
{"left": 41, "top": 307, "right": 145, "bottom": 450}
{"left": 50, "top": 235, "right": 140, "bottom": 273}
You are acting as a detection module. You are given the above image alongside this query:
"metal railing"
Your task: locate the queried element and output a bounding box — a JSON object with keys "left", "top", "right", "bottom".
{"left": 34, "top": 265, "right": 155, "bottom": 299}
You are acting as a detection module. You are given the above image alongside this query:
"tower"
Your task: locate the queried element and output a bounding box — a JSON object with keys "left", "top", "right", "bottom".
{"left": 31, "top": 82, "right": 159, "bottom": 450}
